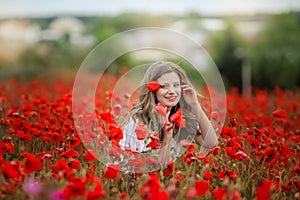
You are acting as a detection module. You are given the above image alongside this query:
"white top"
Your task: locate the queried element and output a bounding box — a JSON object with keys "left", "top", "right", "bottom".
{"left": 119, "top": 118, "right": 152, "bottom": 152}
{"left": 119, "top": 118, "right": 183, "bottom": 158}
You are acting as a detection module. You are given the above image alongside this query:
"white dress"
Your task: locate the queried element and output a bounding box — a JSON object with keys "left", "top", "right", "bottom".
{"left": 119, "top": 118, "right": 152, "bottom": 152}
{"left": 119, "top": 118, "right": 183, "bottom": 158}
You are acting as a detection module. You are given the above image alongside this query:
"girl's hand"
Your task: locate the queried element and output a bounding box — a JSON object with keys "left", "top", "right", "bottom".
{"left": 181, "top": 82, "right": 199, "bottom": 107}
{"left": 163, "top": 122, "right": 173, "bottom": 143}
{"left": 164, "top": 122, "right": 174, "bottom": 132}
{"left": 158, "top": 109, "right": 171, "bottom": 128}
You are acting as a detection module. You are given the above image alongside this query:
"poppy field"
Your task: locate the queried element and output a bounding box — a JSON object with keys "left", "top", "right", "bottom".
{"left": 0, "top": 74, "right": 299, "bottom": 200}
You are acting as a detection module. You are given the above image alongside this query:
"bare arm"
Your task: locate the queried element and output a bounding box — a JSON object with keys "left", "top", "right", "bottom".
{"left": 181, "top": 83, "right": 218, "bottom": 149}
{"left": 158, "top": 127, "right": 173, "bottom": 164}
{"left": 193, "top": 103, "right": 218, "bottom": 149}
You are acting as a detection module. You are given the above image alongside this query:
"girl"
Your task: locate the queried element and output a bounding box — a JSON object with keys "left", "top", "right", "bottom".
{"left": 119, "top": 61, "right": 218, "bottom": 164}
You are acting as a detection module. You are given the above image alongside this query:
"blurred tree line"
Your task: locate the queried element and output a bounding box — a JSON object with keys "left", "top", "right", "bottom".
{"left": 1, "top": 12, "right": 300, "bottom": 90}
{"left": 248, "top": 13, "right": 300, "bottom": 89}
{"left": 209, "top": 12, "right": 300, "bottom": 90}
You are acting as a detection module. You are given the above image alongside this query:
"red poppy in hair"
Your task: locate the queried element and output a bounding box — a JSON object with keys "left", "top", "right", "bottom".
{"left": 146, "top": 81, "right": 161, "bottom": 92}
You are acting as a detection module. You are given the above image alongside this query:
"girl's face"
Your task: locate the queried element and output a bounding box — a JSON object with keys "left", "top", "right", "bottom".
{"left": 155, "top": 72, "right": 181, "bottom": 110}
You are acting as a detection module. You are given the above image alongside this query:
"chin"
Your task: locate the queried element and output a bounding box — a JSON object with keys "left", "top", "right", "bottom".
{"left": 165, "top": 102, "right": 178, "bottom": 108}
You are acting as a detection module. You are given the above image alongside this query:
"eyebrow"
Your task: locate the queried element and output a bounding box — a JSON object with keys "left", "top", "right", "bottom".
{"left": 159, "top": 81, "right": 180, "bottom": 85}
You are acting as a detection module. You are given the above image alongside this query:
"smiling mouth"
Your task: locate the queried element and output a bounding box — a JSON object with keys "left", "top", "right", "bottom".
{"left": 165, "top": 96, "right": 177, "bottom": 101}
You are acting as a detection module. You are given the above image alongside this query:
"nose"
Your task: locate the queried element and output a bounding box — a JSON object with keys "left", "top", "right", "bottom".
{"left": 167, "top": 87, "right": 175, "bottom": 94}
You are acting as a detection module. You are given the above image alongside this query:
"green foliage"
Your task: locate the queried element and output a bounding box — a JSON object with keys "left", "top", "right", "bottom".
{"left": 2, "top": 12, "right": 300, "bottom": 89}
{"left": 209, "top": 18, "right": 245, "bottom": 91}
{"left": 247, "top": 13, "right": 300, "bottom": 89}
{"left": 90, "top": 13, "right": 173, "bottom": 40}
{"left": 13, "top": 41, "right": 88, "bottom": 80}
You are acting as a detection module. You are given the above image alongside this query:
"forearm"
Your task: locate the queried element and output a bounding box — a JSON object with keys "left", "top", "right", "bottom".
{"left": 194, "top": 103, "right": 218, "bottom": 149}
{"left": 158, "top": 131, "right": 172, "bottom": 164}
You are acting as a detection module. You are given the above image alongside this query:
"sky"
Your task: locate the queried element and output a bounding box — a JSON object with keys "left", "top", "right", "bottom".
{"left": 0, "top": 0, "right": 300, "bottom": 18}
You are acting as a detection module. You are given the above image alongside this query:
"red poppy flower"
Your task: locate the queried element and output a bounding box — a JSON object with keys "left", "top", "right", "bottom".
{"left": 146, "top": 81, "right": 161, "bottom": 92}
{"left": 194, "top": 180, "right": 210, "bottom": 196}
{"left": 147, "top": 138, "right": 160, "bottom": 149}
{"left": 103, "top": 164, "right": 120, "bottom": 179}
{"left": 69, "top": 159, "right": 80, "bottom": 170}
{"left": 67, "top": 137, "right": 81, "bottom": 148}
{"left": 31, "top": 128, "right": 42, "bottom": 137}
{"left": 118, "top": 192, "right": 128, "bottom": 199}
{"left": 3, "top": 161, "right": 20, "bottom": 179}
{"left": 61, "top": 149, "right": 79, "bottom": 158}
{"left": 63, "top": 179, "right": 86, "bottom": 199}
{"left": 135, "top": 124, "right": 147, "bottom": 140}
{"left": 52, "top": 159, "right": 69, "bottom": 174}
{"left": 226, "top": 147, "right": 236, "bottom": 157}
{"left": 256, "top": 179, "right": 272, "bottom": 200}
{"left": 38, "top": 151, "right": 52, "bottom": 160}
{"left": 170, "top": 108, "right": 186, "bottom": 128}
{"left": 52, "top": 132, "right": 63, "bottom": 143}
{"left": 11, "top": 118, "right": 22, "bottom": 130}
{"left": 0, "top": 142, "right": 14, "bottom": 155}
{"left": 272, "top": 109, "right": 288, "bottom": 119}
{"left": 230, "top": 117, "right": 238, "bottom": 127}
{"left": 221, "top": 126, "right": 237, "bottom": 138}
{"left": 98, "top": 112, "right": 116, "bottom": 124}
{"left": 17, "top": 130, "right": 31, "bottom": 142}
{"left": 180, "top": 140, "right": 196, "bottom": 153}
{"left": 211, "top": 188, "right": 226, "bottom": 200}
{"left": 183, "top": 153, "right": 197, "bottom": 165}
{"left": 83, "top": 149, "right": 97, "bottom": 162}
{"left": 164, "top": 161, "right": 178, "bottom": 177}
{"left": 174, "top": 171, "right": 185, "bottom": 183}
{"left": 108, "top": 124, "right": 123, "bottom": 144}
{"left": 148, "top": 132, "right": 160, "bottom": 140}
{"left": 233, "top": 151, "right": 248, "bottom": 160}
{"left": 203, "top": 169, "right": 214, "bottom": 180}
{"left": 153, "top": 103, "right": 167, "bottom": 117}
{"left": 24, "top": 153, "right": 43, "bottom": 174}
{"left": 218, "top": 169, "right": 238, "bottom": 179}
{"left": 139, "top": 172, "right": 166, "bottom": 200}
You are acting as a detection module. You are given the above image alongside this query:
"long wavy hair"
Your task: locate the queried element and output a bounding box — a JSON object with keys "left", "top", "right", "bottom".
{"left": 127, "top": 61, "right": 200, "bottom": 142}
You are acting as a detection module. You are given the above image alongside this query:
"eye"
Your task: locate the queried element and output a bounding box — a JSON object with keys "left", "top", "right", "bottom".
{"left": 160, "top": 85, "right": 166, "bottom": 88}
{"left": 174, "top": 83, "right": 180, "bottom": 87}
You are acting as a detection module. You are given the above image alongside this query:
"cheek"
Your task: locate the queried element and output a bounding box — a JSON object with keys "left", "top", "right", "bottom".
{"left": 155, "top": 90, "right": 164, "bottom": 100}
{"left": 156, "top": 89, "right": 166, "bottom": 96}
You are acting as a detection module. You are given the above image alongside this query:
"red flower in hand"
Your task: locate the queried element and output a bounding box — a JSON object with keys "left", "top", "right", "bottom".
{"left": 170, "top": 108, "right": 186, "bottom": 128}
{"left": 146, "top": 81, "right": 161, "bottom": 92}
{"left": 153, "top": 103, "right": 167, "bottom": 117}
